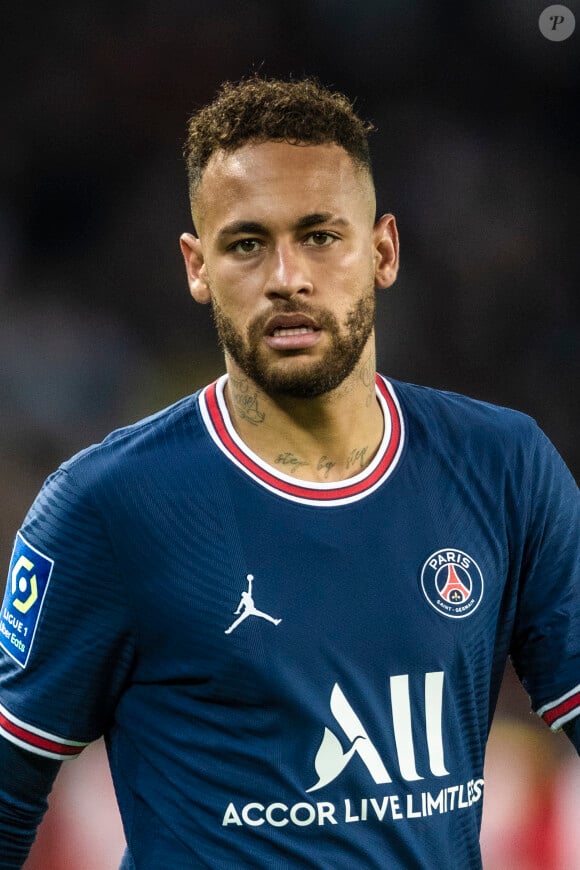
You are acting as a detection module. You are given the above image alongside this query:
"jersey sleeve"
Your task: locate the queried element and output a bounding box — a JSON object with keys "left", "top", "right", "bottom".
{"left": 0, "top": 740, "right": 61, "bottom": 869}
{"left": 509, "top": 425, "right": 580, "bottom": 753}
{"left": 0, "top": 466, "right": 136, "bottom": 761}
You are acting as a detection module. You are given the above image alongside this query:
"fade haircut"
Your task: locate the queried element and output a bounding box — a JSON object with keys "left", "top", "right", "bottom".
{"left": 183, "top": 77, "right": 375, "bottom": 204}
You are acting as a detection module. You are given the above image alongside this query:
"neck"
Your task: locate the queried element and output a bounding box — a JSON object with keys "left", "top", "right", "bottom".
{"left": 223, "top": 352, "right": 383, "bottom": 483}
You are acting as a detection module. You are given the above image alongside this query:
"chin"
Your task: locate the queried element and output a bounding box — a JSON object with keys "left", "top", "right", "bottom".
{"left": 251, "top": 357, "right": 356, "bottom": 400}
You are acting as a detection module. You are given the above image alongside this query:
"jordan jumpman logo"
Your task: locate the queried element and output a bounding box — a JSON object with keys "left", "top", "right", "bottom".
{"left": 224, "top": 574, "right": 282, "bottom": 634}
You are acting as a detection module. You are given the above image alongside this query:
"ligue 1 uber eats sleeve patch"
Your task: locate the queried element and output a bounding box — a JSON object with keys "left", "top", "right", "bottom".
{"left": 1, "top": 533, "right": 54, "bottom": 668}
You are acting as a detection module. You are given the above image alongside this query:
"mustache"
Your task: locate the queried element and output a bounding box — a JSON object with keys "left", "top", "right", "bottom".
{"left": 248, "top": 300, "right": 340, "bottom": 339}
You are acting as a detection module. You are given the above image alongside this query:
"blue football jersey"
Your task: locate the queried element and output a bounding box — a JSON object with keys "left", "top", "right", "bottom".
{"left": 0, "top": 375, "right": 578, "bottom": 869}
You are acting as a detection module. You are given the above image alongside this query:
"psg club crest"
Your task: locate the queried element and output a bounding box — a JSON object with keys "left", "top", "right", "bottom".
{"left": 420, "top": 549, "right": 483, "bottom": 619}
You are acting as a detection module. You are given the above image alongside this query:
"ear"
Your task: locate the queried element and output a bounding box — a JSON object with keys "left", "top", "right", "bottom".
{"left": 179, "top": 233, "right": 211, "bottom": 304}
{"left": 373, "top": 214, "right": 399, "bottom": 289}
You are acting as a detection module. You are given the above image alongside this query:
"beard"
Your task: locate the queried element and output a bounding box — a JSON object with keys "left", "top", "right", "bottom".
{"left": 211, "top": 290, "right": 375, "bottom": 400}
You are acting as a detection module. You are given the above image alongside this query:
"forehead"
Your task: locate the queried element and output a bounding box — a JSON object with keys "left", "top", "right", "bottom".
{"left": 193, "top": 141, "right": 374, "bottom": 233}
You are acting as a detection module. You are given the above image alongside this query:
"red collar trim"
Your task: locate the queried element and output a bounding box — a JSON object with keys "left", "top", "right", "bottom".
{"left": 199, "top": 375, "right": 404, "bottom": 506}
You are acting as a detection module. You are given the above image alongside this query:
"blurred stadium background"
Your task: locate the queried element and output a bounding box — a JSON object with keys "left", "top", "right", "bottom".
{"left": 1, "top": 1, "right": 578, "bottom": 866}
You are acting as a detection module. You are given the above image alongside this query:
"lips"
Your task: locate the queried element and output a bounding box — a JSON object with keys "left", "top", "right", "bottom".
{"left": 263, "top": 313, "right": 322, "bottom": 351}
{"left": 264, "top": 313, "right": 320, "bottom": 336}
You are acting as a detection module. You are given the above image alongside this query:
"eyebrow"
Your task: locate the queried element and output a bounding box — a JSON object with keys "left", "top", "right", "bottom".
{"left": 218, "top": 220, "right": 267, "bottom": 239}
{"left": 295, "top": 212, "right": 349, "bottom": 230}
{"left": 217, "top": 213, "right": 349, "bottom": 239}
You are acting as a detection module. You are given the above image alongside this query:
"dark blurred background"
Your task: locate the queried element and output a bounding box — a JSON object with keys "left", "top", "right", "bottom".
{"left": 1, "top": 1, "right": 578, "bottom": 866}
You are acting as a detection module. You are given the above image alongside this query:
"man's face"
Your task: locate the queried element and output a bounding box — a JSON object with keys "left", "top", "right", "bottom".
{"left": 182, "top": 141, "right": 397, "bottom": 399}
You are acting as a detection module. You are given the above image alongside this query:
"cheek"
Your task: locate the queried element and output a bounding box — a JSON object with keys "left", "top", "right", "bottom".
{"left": 209, "top": 259, "right": 262, "bottom": 298}
{"left": 320, "top": 248, "right": 375, "bottom": 295}
{"left": 210, "top": 285, "right": 258, "bottom": 337}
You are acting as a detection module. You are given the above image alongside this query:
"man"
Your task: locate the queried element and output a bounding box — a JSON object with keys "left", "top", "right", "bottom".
{"left": 0, "top": 77, "right": 578, "bottom": 869}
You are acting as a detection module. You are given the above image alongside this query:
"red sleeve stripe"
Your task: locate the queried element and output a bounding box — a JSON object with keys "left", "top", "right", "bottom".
{"left": 537, "top": 684, "right": 580, "bottom": 731}
{"left": 0, "top": 703, "right": 88, "bottom": 761}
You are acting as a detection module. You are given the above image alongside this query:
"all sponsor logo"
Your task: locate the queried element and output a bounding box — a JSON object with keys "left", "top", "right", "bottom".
{"left": 420, "top": 549, "right": 484, "bottom": 619}
{"left": 307, "top": 674, "right": 449, "bottom": 792}
{"left": 222, "top": 671, "right": 485, "bottom": 829}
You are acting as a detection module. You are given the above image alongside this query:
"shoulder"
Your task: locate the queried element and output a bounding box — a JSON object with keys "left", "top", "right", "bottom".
{"left": 387, "top": 376, "right": 541, "bottom": 449}
{"left": 20, "top": 389, "right": 215, "bottom": 550}
{"left": 385, "top": 377, "right": 578, "bottom": 510}
{"left": 69, "top": 391, "right": 201, "bottom": 464}
{"left": 44, "top": 389, "right": 210, "bottom": 504}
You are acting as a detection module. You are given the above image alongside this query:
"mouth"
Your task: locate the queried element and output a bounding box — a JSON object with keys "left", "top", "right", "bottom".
{"left": 271, "top": 326, "right": 315, "bottom": 337}
{"left": 263, "top": 313, "right": 322, "bottom": 351}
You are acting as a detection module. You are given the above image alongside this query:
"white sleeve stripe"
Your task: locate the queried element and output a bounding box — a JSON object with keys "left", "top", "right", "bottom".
{"left": 0, "top": 726, "right": 83, "bottom": 761}
{"left": 0, "top": 701, "right": 89, "bottom": 758}
{"left": 545, "top": 707, "right": 580, "bottom": 732}
{"left": 0, "top": 700, "right": 87, "bottom": 746}
{"left": 536, "top": 682, "right": 580, "bottom": 717}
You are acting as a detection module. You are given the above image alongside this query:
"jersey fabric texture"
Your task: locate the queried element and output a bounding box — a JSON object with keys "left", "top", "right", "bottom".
{"left": 0, "top": 375, "right": 578, "bottom": 870}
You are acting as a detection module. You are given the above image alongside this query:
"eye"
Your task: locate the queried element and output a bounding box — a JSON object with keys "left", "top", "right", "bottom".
{"left": 229, "top": 238, "right": 262, "bottom": 254}
{"left": 304, "top": 231, "right": 336, "bottom": 247}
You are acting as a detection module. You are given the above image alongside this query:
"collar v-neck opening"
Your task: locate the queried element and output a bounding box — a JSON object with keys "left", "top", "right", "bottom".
{"left": 199, "top": 374, "right": 405, "bottom": 506}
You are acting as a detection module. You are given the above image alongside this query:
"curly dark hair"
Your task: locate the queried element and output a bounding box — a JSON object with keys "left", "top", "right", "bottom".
{"left": 183, "top": 76, "right": 375, "bottom": 199}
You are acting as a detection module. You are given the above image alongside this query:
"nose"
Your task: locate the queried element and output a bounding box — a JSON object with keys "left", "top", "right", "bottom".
{"left": 264, "top": 242, "right": 314, "bottom": 300}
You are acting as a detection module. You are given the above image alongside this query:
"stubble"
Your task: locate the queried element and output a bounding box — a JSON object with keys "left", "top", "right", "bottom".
{"left": 211, "top": 291, "right": 376, "bottom": 400}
